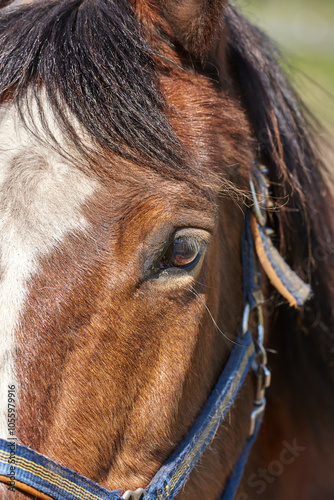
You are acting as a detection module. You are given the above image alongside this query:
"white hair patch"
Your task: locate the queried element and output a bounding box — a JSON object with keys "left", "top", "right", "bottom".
{"left": 0, "top": 102, "right": 98, "bottom": 439}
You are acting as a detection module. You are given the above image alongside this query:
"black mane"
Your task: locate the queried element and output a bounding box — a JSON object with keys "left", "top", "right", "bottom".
{"left": 0, "top": 0, "right": 184, "bottom": 176}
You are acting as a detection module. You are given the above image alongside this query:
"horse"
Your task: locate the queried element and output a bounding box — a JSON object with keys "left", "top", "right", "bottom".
{"left": 0, "top": 0, "right": 333, "bottom": 499}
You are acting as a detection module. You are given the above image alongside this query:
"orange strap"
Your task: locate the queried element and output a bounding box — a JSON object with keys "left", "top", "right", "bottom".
{"left": 0, "top": 475, "right": 54, "bottom": 500}
{"left": 250, "top": 213, "right": 297, "bottom": 307}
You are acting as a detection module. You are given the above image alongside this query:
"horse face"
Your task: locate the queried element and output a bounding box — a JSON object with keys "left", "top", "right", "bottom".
{"left": 0, "top": 0, "right": 255, "bottom": 496}
{"left": 2, "top": 1, "right": 334, "bottom": 499}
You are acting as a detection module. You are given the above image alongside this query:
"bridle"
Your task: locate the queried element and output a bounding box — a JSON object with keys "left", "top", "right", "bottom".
{"left": 0, "top": 165, "right": 311, "bottom": 500}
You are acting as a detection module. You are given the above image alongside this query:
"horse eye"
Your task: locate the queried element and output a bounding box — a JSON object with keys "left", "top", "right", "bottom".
{"left": 159, "top": 237, "right": 201, "bottom": 270}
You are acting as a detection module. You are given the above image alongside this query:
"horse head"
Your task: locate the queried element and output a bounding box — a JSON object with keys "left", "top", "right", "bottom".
{"left": 0, "top": 0, "right": 333, "bottom": 499}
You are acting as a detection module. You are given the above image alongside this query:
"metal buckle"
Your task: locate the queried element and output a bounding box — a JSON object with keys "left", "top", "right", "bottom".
{"left": 122, "top": 488, "right": 146, "bottom": 500}
{"left": 253, "top": 354, "right": 271, "bottom": 404}
{"left": 250, "top": 163, "right": 271, "bottom": 225}
{"left": 244, "top": 297, "right": 271, "bottom": 436}
{"left": 250, "top": 399, "right": 266, "bottom": 436}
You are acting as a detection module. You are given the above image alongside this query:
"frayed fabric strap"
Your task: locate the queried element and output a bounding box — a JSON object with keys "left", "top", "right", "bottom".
{"left": 145, "top": 330, "right": 256, "bottom": 500}
{"left": 220, "top": 420, "right": 262, "bottom": 500}
{"left": 0, "top": 442, "right": 123, "bottom": 500}
{"left": 241, "top": 210, "right": 261, "bottom": 310}
{"left": 250, "top": 213, "right": 312, "bottom": 307}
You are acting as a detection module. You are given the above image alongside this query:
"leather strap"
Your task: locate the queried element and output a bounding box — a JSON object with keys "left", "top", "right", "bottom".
{"left": 0, "top": 475, "right": 54, "bottom": 500}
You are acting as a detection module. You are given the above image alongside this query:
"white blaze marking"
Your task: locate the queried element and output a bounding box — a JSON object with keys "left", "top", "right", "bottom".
{"left": 0, "top": 102, "right": 97, "bottom": 439}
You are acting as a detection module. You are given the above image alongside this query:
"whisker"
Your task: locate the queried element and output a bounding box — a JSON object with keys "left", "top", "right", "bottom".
{"left": 184, "top": 285, "right": 244, "bottom": 347}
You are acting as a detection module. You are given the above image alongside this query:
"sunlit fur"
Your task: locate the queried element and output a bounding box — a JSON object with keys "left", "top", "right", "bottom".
{"left": 0, "top": 0, "right": 333, "bottom": 499}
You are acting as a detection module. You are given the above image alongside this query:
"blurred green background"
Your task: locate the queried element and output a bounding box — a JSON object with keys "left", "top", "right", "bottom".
{"left": 237, "top": 0, "right": 334, "bottom": 133}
